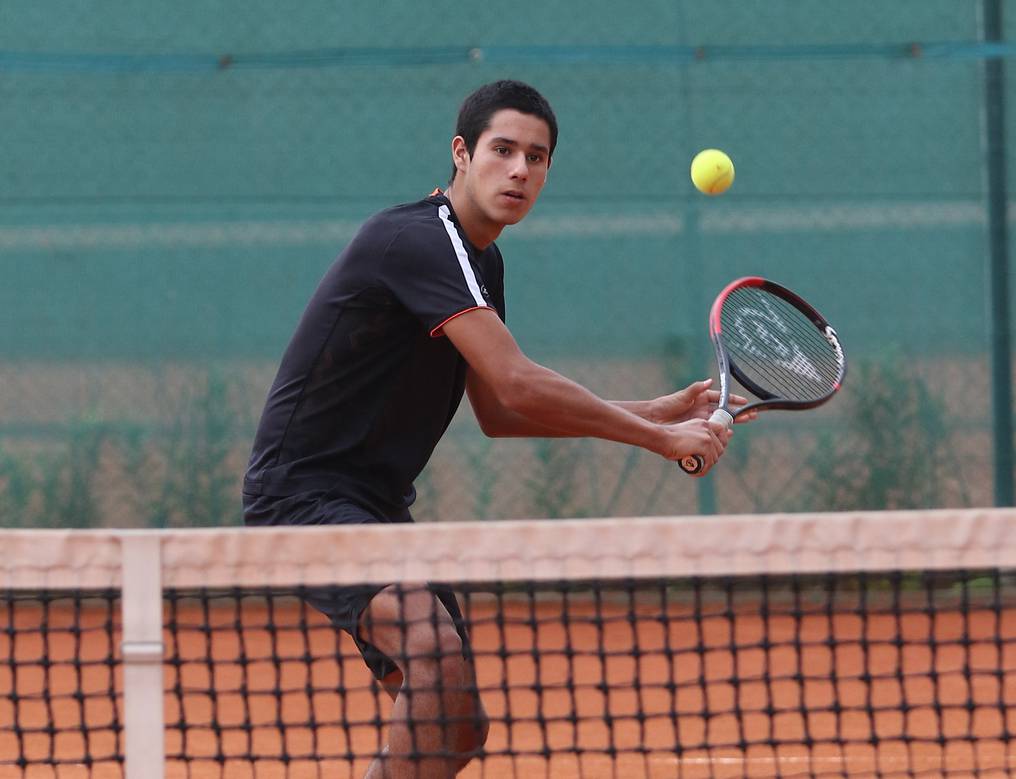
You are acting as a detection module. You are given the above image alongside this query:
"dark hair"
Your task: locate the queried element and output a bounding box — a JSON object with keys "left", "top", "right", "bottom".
{"left": 449, "top": 80, "right": 558, "bottom": 184}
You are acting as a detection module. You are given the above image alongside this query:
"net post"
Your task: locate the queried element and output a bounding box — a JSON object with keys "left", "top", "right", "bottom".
{"left": 120, "top": 534, "right": 165, "bottom": 779}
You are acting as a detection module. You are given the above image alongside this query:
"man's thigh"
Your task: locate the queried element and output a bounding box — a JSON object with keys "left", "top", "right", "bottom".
{"left": 359, "top": 584, "right": 471, "bottom": 662}
{"left": 243, "top": 491, "right": 418, "bottom": 680}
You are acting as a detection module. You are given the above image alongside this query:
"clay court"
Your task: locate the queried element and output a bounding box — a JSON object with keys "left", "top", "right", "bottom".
{"left": 3, "top": 588, "right": 1014, "bottom": 779}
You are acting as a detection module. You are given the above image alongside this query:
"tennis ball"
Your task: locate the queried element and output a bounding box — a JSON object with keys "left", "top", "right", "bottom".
{"left": 690, "top": 149, "right": 735, "bottom": 195}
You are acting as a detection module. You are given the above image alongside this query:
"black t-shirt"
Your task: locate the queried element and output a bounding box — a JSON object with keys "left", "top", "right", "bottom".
{"left": 243, "top": 192, "right": 506, "bottom": 515}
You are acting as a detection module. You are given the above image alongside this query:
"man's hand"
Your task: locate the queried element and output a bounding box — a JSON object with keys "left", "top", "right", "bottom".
{"left": 647, "top": 378, "right": 759, "bottom": 425}
{"left": 654, "top": 416, "right": 732, "bottom": 476}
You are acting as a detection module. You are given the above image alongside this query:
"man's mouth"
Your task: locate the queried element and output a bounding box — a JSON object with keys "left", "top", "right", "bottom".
{"left": 501, "top": 191, "right": 526, "bottom": 201}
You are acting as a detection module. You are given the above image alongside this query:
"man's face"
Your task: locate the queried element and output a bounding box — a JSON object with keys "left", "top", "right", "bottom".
{"left": 455, "top": 109, "right": 551, "bottom": 228}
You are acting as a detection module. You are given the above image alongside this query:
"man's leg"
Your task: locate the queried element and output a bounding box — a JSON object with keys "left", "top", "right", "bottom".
{"left": 359, "top": 584, "right": 488, "bottom": 779}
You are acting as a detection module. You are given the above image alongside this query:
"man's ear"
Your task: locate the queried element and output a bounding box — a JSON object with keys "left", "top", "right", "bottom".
{"left": 451, "top": 136, "right": 470, "bottom": 174}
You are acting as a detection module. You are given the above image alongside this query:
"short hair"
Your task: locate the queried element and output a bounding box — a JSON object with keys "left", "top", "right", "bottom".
{"left": 449, "top": 80, "right": 558, "bottom": 184}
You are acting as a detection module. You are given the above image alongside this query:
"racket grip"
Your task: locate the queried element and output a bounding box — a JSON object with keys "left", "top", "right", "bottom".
{"left": 678, "top": 408, "right": 734, "bottom": 475}
{"left": 710, "top": 408, "right": 734, "bottom": 427}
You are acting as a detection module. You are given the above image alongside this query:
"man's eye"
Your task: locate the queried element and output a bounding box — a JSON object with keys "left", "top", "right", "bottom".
{"left": 527, "top": 154, "right": 543, "bottom": 163}
{"left": 494, "top": 146, "right": 509, "bottom": 155}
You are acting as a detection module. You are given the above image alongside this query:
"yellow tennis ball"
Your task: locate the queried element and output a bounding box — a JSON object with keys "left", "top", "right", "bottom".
{"left": 690, "top": 149, "right": 735, "bottom": 195}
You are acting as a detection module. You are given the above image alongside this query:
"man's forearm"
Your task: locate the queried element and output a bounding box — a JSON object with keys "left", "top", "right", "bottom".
{"left": 609, "top": 399, "right": 658, "bottom": 423}
{"left": 503, "top": 365, "right": 663, "bottom": 451}
{"left": 484, "top": 399, "right": 657, "bottom": 438}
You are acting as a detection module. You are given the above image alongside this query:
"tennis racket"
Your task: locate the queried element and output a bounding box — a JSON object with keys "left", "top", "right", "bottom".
{"left": 680, "top": 276, "right": 846, "bottom": 475}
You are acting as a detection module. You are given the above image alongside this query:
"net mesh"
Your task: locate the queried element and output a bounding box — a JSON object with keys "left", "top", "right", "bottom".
{"left": 2, "top": 510, "right": 1015, "bottom": 778}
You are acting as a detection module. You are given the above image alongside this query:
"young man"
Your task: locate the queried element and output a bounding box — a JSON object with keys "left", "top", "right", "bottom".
{"left": 243, "top": 80, "right": 741, "bottom": 778}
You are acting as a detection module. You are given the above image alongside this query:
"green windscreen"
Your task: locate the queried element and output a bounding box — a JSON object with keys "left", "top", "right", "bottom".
{"left": 1, "top": 1, "right": 1009, "bottom": 525}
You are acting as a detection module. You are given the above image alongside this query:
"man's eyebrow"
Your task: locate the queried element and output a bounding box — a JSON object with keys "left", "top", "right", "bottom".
{"left": 490, "top": 136, "right": 551, "bottom": 154}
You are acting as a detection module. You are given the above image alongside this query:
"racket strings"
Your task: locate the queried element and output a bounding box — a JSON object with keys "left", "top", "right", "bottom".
{"left": 728, "top": 328, "right": 840, "bottom": 397}
{"left": 735, "top": 314, "right": 840, "bottom": 383}
{"left": 734, "top": 342, "right": 840, "bottom": 399}
{"left": 724, "top": 310, "right": 840, "bottom": 398}
{"left": 720, "top": 288, "right": 842, "bottom": 402}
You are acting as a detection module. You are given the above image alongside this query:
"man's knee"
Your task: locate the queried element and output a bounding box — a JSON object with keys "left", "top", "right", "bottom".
{"left": 457, "top": 704, "right": 490, "bottom": 754}
{"left": 405, "top": 629, "right": 488, "bottom": 748}
{"left": 400, "top": 615, "right": 465, "bottom": 671}
{"left": 360, "top": 584, "right": 459, "bottom": 661}
{"left": 359, "top": 586, "right": 487, "bottom": 752}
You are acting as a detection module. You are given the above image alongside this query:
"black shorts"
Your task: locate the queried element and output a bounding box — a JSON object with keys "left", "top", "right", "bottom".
{"left": 242, "top": 490, "right": 471, "bottom": 681}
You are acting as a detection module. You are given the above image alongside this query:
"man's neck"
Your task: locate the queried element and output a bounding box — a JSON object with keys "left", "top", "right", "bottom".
{"left": 444, "top": 182, "right": 502, "bottom": 250}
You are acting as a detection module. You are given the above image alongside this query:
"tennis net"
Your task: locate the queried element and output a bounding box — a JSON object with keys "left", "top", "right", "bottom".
{"left": 2, "top": 509, "right": 1015, "bottom": 778}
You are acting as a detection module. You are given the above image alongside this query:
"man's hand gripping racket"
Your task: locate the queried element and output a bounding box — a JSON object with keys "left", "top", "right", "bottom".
{"left": 680, "top": 276, "right": 847, "bottom": 476}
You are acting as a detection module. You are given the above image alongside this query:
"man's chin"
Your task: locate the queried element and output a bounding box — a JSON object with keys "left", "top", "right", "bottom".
{"left": 496, "top": 205, "right": 532, "bottom": 225}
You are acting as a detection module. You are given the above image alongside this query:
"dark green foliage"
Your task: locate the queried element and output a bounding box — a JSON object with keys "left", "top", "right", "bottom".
{"left": 798, "top": 358, "right": 954, "bottom": 511}
{"left": 0, "top": 373, "right": 244, "bottom": 528}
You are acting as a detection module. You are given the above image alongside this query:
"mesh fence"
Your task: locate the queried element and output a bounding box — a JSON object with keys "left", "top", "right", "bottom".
{"left": 1, "top": 1, "right": 1012, "bottom": 526}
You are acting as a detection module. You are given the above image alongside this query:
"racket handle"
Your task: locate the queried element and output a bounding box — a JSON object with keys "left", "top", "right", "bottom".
{"left": 678, "top": 408, "right": 734, "bottom": 475}
{"left": 710, "top": 408, "right": 734, "bottom": 427}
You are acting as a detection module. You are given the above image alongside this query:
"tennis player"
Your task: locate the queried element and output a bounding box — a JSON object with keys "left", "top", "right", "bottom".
{"left": 243, "top": 80, "right": 742, "bottom": 778}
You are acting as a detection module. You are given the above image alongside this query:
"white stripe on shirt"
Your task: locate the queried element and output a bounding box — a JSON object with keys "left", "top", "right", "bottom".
{"left": 437, "top": 204, "right": 487, "bottom": 308}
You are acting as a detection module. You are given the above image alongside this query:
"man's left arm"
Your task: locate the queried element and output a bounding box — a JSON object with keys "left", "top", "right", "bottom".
{"left": 466, "top": 368, "right": 571, "bottom": 437}
{"left": 468, "top": 372, "right": 753, "bottom": 438}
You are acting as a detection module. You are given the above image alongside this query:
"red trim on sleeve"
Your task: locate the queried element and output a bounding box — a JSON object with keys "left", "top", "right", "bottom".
{"left": 430, "top": 305, "right": 496, "bottom": 338}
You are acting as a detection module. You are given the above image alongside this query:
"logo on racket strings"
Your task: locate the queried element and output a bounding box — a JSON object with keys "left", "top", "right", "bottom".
{"left": 733, "top": 298, "right": 824, "bottom": 383}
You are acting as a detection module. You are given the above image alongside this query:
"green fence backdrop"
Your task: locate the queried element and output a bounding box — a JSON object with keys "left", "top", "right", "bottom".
{"left": 2, "top": 1, "right": 1013, "bottom": 526}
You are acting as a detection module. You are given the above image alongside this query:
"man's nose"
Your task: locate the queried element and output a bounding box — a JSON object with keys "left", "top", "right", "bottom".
{"left": 509, "top": 152, "right": 528, "bottom": 179}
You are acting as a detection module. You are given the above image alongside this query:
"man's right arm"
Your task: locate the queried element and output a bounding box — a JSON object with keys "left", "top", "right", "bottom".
{"left": 442, "top": 308, "right": 730, "bottom": 470}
